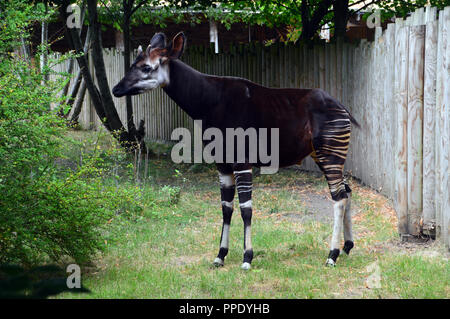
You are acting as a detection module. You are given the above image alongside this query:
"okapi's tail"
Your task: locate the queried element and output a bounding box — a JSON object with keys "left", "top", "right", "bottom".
{"left": 337, "top": 102, "right": 361, "bottom": 129}
{"left": 347, "top": 112, "right": 361, "bottom": 129}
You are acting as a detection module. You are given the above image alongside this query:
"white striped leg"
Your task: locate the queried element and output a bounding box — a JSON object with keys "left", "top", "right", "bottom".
{"left": 235, "top": 168, "right": 253, "bottom": 270}
{"left": 326, "top": 198, "right": 347, "bottom": 267}
{"left": 342, "top": 190, "right": 354, "bottom": 255}
{"left": 214, "top": 172, "right": 235, "bottom": 267}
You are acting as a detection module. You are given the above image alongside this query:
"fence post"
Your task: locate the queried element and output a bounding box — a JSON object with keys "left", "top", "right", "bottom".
{"left": 439, "top": 7, "right": 450, "bottom": 249}
{"left": 384, "top": 23, "right": 396, "bottom": 198}
{"left": 394, "top": 21, "right": 409, "bottom": 235}
{"left": 407, "top": 25, "right": 425, "bottom": 235}
{"left": 423, "top": 18, "right": 438, "bottom": 235}
{"left": 375, "top": 27, "right": 383, "bottom": 191}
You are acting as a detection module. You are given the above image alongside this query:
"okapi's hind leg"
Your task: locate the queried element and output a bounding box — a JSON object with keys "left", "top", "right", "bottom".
{"left": 311, "top": 113, "right": 353, "bottom": 266}
{"left": 342, "top": 184, "right": 354, "bottom": 255}
{"left": 213, "top": 166, "right": 236, "bottom": 267}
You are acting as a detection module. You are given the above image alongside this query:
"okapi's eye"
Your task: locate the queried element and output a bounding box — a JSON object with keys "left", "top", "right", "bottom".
{"left": 142, "top": 65, "right": 152, "bottom": 73}
{"left": 142, "top": 65, "right": 158, "bottom": 73}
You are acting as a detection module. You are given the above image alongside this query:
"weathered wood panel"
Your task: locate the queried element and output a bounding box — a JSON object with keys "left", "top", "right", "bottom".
{"left": 423, "top": 20, "right": 438, "bottom": 232}
{"left": 407, "top": 25, "right": 425, "bottom": 235}
{"left": 394, "top": 24, "right": 410, "bottom": 235}
{"left": 384, "top": 23, "right": 396, "bottom": 199}
{"left": 439, "top": 7, "right": 450, "bottom": 248}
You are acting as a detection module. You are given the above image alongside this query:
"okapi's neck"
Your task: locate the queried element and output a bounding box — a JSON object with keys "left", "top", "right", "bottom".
{"left": 163, "top": 59, "right": 219, "bottom": 120}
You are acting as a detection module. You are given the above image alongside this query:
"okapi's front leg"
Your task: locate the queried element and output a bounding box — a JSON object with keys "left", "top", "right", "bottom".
{"left": 234, "top": 165, "right": 253, "bottom": 270}
{"left": 213, "top": 170, "right": 235, "bottom": 267}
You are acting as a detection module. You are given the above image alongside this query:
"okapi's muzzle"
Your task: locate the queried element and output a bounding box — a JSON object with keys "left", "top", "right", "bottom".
{"left": 112, "top": 81, "right": 126, "bottom": 97}
{"left": 112, "top": 77, "right": 143, "bottom": 97}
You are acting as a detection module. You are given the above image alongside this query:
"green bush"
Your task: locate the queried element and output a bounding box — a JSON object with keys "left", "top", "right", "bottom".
{"left": 0, "top": 0, "right": 145, "bottom": 266}
{"left": 0, "top": 153, "right": 146, "bottom": 265}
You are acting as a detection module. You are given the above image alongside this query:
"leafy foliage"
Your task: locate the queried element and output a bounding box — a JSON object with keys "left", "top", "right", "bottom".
{"left": 0, "top": 0, "right": 146, "bottom": 266}
{"left": 378, "top": 0, "right": 449, "bottom": 18}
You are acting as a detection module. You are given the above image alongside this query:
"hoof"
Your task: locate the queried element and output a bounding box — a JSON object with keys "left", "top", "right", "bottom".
{"left": 326, "top": 249, "right": 339, "bottom": 267}
{"left": 241, "top": 262, "right": 251, "bottom": 270}
{"left": 342, "top": 240, "right": 354, "bottom": 255}
{"left": 325, "top": 258, "right": 336, "bottom": 267}
{"left": 213, "top": 257, "right": 224, "bottom": 267}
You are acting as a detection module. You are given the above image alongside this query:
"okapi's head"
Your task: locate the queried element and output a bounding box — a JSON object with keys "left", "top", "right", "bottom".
{"left": 112, "top": 32, "right": 186, "bottom": 97}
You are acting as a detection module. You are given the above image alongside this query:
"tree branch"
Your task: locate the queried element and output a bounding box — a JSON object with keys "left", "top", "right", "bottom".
{"left": 131, "top": 0, "right": 148, "bottom": 15}
{"left": 348, "top": 0, "right": 375, "bottom": 9}
{"left": 98, "top": 0, "right": 120, "bottom": 25}
{"left": 351, "top": 2, "right": 377, "bottom": 15}
{"left": 61, "top": 26, "right": 91, "bottom": 118}
{"left": 272, "top": 0, "right": 299, "bottom": 15}
{"left": 349, "top": 0, "right": 378, "bottom": 14}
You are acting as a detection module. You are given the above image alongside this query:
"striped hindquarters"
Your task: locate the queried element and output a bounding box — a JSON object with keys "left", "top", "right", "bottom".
{"left": 311, "top": 108, "right": 352, "bottom": 201}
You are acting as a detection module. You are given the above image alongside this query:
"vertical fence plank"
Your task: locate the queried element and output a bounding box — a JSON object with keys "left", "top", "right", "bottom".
{"left": 352, "top": 43, "right": 361, "bottom": 178}
{"left": 330, "top": 43, "right": 337, "bottom": 98}
{"left": 407, "top": 25, "right": 425, "bottom": 235}
{"left": 439, "top": 7, "right": 450, "bottom": 248}
{"left": 375, "top": 27, "right": 383, "bottom": 191}
{"left": 384, "top": 23, "right": 396, "bottom": 198}
{"left": 368, "top": 40, "right": 376, "bottom": 189}
{"left": 435, "top": 11, "right": 444, "bottom": 231}
{"left": 318, "top": 44, "right": 325, "bottom": 90}
{"left": 360, "top": 40, "right": 368, "bottom": 185}
{"left": 394, "top": 23, "right": 409, "bottom": 235}
{"left": 336, "top": 39, "right": 343, "bottom": 102}
{"left": 423, "top": 20, "right": 438, "bottom": 233}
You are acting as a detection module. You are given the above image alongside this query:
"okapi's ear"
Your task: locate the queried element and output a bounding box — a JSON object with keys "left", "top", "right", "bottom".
{"left": 168, "top": 32, "right": 186, "bottom": 59}
{"left": 145, "top": 44, "right": 152, "bottom": 55}
{"left": 150, "top": 32, "right": 167, "bottom": 49}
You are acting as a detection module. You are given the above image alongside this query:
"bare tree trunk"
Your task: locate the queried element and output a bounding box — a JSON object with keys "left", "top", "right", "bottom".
{"left": 40, "top": 0, "right": 49, "bottom": 83}
{"left": 299, "top": 0, "right": 334, "bottom": 42}
{"left": 86, "top": 0, "right": 127, "bottom": 133}
{"left": 20, "top": 35, "right": 30, "bottom": 59}
{"left": 334, "top": 0, "right": 350, "bottom": 39}
{"left": 69, "top": 78, "right": 87, "bottom": 125}
{"left": 40, "top": 21, "right": 48, "bottom": 79}
{"left": 123, "top": 1, "right": 137, "bottom": 138}
{"left": 60, "top": 26, "right": 91, "bottom": 117}
{"left": 58, "top": 0, "right": 111, "bottom": 131}
{"left": 60, "top": 1, "right": 86, "bottom": 101}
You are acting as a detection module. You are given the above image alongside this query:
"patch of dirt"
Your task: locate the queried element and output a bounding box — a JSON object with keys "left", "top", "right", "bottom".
{"left": 374, "top": 237, "right": 449, "bottom": 261}
{"left": 279, "top": 189, "right": 362, "bottom": 224}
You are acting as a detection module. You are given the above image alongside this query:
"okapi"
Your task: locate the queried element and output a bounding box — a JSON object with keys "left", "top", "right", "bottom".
{"left": 112, "top": 32, "right": 360, "bottom": 269}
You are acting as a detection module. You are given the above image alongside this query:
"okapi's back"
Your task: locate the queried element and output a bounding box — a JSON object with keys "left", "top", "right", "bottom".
{"left": 223, "top": 81, "right": 347, "bottom": 129}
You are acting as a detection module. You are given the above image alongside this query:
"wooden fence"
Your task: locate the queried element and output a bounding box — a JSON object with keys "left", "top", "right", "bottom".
{"left": 52, "top": 6, "right": 450, "bottom": 248}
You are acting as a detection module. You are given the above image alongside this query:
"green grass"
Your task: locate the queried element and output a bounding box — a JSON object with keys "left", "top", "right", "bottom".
{"left": 58, "top": 130, "right": 449, "bottom": 299}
